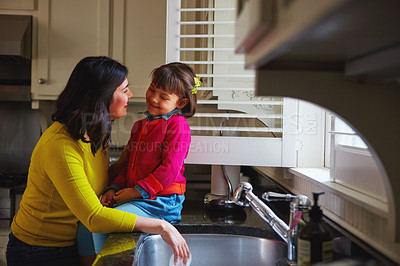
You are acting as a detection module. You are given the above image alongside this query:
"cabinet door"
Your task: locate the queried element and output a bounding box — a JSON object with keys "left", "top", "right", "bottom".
{"left": 0, "top": 0, "right": 34, "bottom": 10}
{"left": 112, "top": 0, "right": 166, "bottom": 100}
{"left": 32, "top": 0, "right": 110, "bottom": 100}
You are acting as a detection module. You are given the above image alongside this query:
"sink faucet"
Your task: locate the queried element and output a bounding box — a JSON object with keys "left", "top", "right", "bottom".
{"left": 231, "top": 182, "right": 311, "bottom": 265}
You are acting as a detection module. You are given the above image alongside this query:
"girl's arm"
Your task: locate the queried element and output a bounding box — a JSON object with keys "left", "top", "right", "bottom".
{"left": 137, "top": 117, "right": 191, "bottom": 197}
{"left": 110, "top": 120, "right": 142, "bottom": 188}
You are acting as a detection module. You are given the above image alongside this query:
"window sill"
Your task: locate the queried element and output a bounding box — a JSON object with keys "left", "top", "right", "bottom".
{"left": 253, "top": 166, "right": 388, "bottom": 218}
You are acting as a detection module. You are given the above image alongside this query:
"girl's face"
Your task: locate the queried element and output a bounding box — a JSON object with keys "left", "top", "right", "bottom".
{"left": 109, "top": 78, "right": 133, "bottom": 120}
{"left": 145, "top": 84, "right": 188, "bottom": 116}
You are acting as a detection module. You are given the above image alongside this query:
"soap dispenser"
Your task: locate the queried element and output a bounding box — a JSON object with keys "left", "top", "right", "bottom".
{"left": 297, "top": 192, "right": 333, "bottom": 265}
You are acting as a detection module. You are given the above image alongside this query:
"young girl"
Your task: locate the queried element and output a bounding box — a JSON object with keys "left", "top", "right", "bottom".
{"left": 91, "top": 62, "right": 199, "bottom": 254}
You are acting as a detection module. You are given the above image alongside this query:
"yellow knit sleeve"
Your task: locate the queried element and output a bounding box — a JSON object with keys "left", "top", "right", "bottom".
{"left": 43, "top": 138, "right": 137, "bottom": 233}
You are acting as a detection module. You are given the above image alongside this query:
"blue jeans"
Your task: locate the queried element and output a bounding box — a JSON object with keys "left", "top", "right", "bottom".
{"left": 6, "top": 232, "right": 80, "bottom": 266}
{"left": 77, "top": 203, "right": 158, "bottom": 255}
{"left": 77, "top": 194, "right": 184, "bottom": 255}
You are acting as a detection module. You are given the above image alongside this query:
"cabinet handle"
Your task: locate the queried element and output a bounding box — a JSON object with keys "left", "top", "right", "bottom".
{"left": 38, "top": 78, "right": 46, "bottom": 84}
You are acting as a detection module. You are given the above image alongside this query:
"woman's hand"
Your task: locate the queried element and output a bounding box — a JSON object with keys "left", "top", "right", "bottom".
{"left": 134, "top": 217, "right": 190, "bottom": 265}
{"left": 114, "top": 188, "right": 141, "bottom": 203}
{"left": 101, "top": 189, "right": 116, "bottom": 207}
{"left": 159, "top": 221, "right": 191, "bottom": 265}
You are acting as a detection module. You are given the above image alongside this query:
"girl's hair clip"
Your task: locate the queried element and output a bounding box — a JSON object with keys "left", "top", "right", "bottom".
{"left": 192, "top": 76, "right": 201, "bottom": 94}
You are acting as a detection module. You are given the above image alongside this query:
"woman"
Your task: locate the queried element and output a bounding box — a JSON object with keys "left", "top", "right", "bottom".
{"left": 6, "top": 56, "right": 190, "bottom": 266}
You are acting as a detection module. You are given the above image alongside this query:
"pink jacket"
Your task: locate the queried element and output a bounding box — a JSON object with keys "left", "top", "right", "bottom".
{"left": 113, "top": 115, "right": 191, "bottom": 198}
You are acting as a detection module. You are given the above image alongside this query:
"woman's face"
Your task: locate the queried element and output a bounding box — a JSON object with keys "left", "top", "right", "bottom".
{"left": 109, "top": 78, "right": 133, "bottom": 120}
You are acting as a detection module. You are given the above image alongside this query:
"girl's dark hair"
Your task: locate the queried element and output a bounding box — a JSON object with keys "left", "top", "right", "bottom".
{"left": 151, "top": 62, "right": 197, "bottom": 118}
{"left": 52, "top": 56, "right": 128, "bottom": 155}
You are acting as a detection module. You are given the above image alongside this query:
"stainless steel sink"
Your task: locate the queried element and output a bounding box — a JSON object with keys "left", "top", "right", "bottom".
{"left": 133, "top": 233, "right": 287, "bottom": 266}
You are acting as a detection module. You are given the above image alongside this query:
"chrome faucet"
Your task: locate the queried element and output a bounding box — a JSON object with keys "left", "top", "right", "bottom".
{"left": 231, "top": 182, "right": 311, "bottom": 265}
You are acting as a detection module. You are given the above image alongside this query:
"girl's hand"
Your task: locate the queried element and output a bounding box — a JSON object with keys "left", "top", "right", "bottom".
{"left": 114, "top": 188, "right": 141, "bottom": 203}
{"left": 134, "top": 218, "right": 190, "bottom": 265}
{"left": 101, "top": 189, "right": 116, "bottom": 207}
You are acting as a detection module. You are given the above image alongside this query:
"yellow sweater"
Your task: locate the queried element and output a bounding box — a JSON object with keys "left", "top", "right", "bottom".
{"left": 11, "top": 122, "right": 136, "bottom": 247}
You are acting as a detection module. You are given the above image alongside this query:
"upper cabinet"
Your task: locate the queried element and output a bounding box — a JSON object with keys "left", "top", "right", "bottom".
{"left": 32, "top": 0, "right": 111, "bottom": 100}
{"left": 0, "top": 0, "right": 35, "bottom": 10}
{"left": 1, "top": 0, "right": 167, "bottom": 101}
{"left": 236, "top": 0, "right": 400, "bottom": 83}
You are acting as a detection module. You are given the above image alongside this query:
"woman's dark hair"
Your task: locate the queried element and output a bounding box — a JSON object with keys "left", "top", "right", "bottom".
{"left": 52, "top": 56, "right": 128, "bottom": 155}
{"left": 151, "top": 62, "right": 197, "bottom": 118}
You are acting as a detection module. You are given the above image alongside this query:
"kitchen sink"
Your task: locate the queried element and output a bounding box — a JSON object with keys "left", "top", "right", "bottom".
{"left": 133, "top": 233, "right": 287, "bottom": 266}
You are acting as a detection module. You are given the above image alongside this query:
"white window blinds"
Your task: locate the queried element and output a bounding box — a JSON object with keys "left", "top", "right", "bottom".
{"left": 166, "top": 0, "right": 297, "bottom": 167}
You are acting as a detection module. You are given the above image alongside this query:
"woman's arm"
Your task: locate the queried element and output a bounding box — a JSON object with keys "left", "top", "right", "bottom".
{"left": 134, "top": 216, "right": 190, "bottom": 265}
{"left": 45, "top": 139, "right": 136, "bottom": 233}
{"left": 46, "top": 139, "right": 190, "bottom": 262}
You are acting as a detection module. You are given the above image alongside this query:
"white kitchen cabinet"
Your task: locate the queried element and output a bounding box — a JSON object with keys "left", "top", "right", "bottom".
{"left": 0, "top": 0, "right": 35, "bottom": 10}
{"left": 1, "top": 0, "right": 166, "bottom": 101}
{"left": 111, "top": 0, "right": 167, "bottom": 100}
{"left": 31, "top": 0, "right": 111, "bottom": 100}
